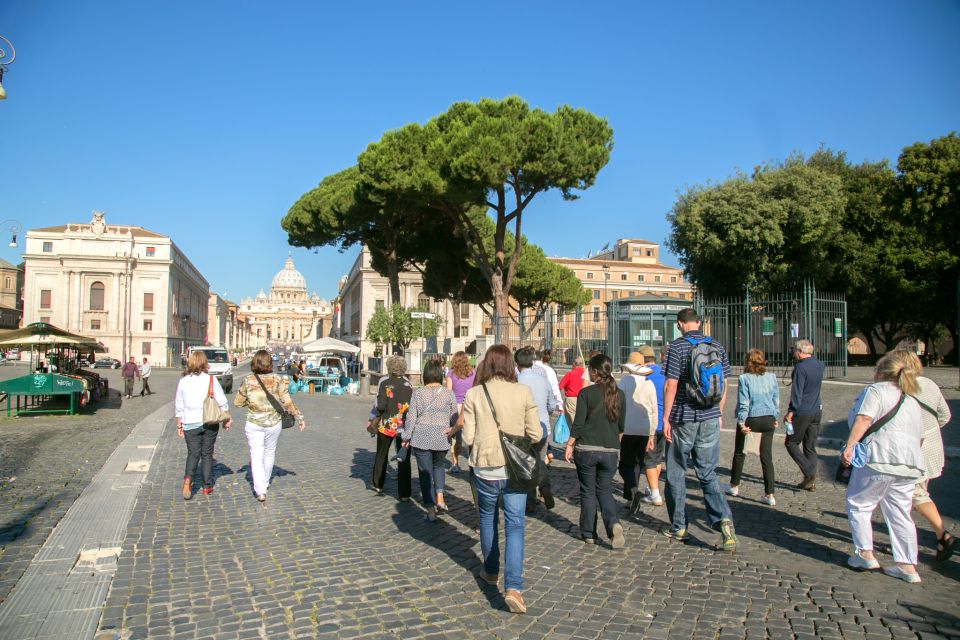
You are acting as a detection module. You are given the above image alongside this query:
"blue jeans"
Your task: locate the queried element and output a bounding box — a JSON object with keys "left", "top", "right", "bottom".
{"left": 412, "top": 447, "right": 447, "bottom": 507}
{"left": 664, "top": 419, "right": 732, "bottom": 531}
{"left": 474, "top": 475, "right": 527, "bottom": 592}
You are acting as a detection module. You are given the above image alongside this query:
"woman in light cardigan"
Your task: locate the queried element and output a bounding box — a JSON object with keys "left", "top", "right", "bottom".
{"left": 175, "top": 350, "right": 231, "bottom": 500}
{"left": 910, "top": 367, "right": 953, "bottom": 560}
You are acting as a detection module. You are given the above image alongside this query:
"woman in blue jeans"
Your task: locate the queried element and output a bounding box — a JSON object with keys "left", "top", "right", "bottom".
{"left": 462, "top": 345, "right": 542, "bottom": 614}
{"left": 401, "top": 360, "right": 459, "bottom": 521}
{"left": 565, "top": 353, "right": 627, "bottom": 548}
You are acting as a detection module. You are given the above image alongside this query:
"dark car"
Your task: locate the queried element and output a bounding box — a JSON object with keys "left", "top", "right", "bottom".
{"left": 93, "top": 358, "right": 121, "bottom": 369}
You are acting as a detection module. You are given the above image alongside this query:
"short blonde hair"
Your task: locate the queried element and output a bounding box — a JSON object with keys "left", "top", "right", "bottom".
{"left": 796, "top": 339, "right": 814, "bottom": 355}
{"left": 186, "top": 350, "right": 208, "bottom": 375}
{"left": 874, "top": 350, "right": 920, "bottom": 396}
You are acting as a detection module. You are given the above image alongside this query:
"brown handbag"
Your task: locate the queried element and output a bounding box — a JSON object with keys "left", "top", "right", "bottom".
{"left": 202, "top": 375, "right": 230, "bottom": 425}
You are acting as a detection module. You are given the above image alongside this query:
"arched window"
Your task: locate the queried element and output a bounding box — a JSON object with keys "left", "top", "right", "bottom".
{"left": 417, "top": 293, "right": 431, "bottom": 310}
{"left": 89, "top": 281, "right": 105, "bottom": 310}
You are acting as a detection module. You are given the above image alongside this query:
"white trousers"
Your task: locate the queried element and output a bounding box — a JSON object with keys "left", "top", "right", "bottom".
{"left": 245, "top": 421, "right": 282, "bottom": 497}
{"left": 846, "top": 466, "right": 918, "bottom": 565}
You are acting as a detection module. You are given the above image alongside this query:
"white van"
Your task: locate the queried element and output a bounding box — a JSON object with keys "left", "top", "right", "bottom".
{"left": 188, "top": 346, "right": 234, "bottom": 393}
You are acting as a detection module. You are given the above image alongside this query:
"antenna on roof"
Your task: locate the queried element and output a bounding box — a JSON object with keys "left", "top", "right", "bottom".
{"left": 586, "top": 250, "right": 593, "bottom": 258}
{"left": 601, "top": 242, "right": 610, "bottom": 252}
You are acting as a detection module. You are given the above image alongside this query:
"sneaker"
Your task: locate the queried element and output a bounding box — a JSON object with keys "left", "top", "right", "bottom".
{"left": 581, "top": 535, "right": 596, "bottom": 545}
{"left": 256, "top": 494, "right": 266, "bottom": 503}
{"left": 641, "top": 492, "right": 664, "bottom": 506}
{"left": 762, "top": 494, "right": 776, "bottom": 506}
{"left": 720, "top": 519, "right": 738, "bottom": 552}
{"left": 883, "top": 565, "right": 921, "bottom": 583}
{"left": 610, "top": 523, "right": 626, "bottom": 549}
{"left": 425, "top": 507, "right": 437, "bottom": 522}
{"left": 847, "top": 551, "right": 880, "bottom": 571}
{"left": 725, "top": 484, "right": 739, "bottom": 497}
{"left": 201, "top": 487, "right": 214, "bottom": 496}
{"left": 504, "top": 590, "right": 527, "bottom": 614}
{"left": 662, "top": 527, "right": 690, "bottom": 542}
{"left": 450, "top": 465, "right": 461, "bottom": 475}
{"left": 798, "top": 476, "right": 816, "bottom": 491}
{"left": 478, "top": 570, "right": 499, "bottom": 586}
{"left": 435, "top": 502, "right": 449, "bottom": 514}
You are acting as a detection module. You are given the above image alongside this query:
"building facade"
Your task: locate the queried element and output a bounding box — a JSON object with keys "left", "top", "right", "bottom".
{"left": 337, "top": 246, "right": 487, "bottom": 364}
{"left": 22, "top": 211, "right": 210, "bottom": 365}
{"left": 0, "top": 258, "right": 23, "bottom": 329}
{"left": 239, "top": 256, "right": 332, "bottom": 348}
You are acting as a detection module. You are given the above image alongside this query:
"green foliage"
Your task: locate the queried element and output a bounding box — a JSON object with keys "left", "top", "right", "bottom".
{"left": 364, "top": 304, "right": 442, "bottom": 352}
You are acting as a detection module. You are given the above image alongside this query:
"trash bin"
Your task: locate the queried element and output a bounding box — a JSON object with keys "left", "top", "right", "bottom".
{"left": 360, "top": 371, "right": 370, "bottom": 396}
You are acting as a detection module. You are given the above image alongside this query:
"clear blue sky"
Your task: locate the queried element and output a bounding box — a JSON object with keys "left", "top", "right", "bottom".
{"left": 2, "top": 1, "right": 958, "bottom": 301}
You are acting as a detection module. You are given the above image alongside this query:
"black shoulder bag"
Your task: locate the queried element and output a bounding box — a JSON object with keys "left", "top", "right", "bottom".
{"left": 254, "top": 374, "right": 298, "bottom": 429}
{"left": 835, "top": 393, "right": 904, "bottom": 485}
{"left": 482, "top": 383, "right": 541, "bottom": 491}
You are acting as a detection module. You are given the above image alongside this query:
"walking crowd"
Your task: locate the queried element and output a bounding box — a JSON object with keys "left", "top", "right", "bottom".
{"left": 170, "top": 309, "right": 954, "bottom": 615}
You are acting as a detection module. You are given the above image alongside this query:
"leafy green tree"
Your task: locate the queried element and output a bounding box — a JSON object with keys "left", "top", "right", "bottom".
{"left": 365, "top": 304, "right": 441, "bottom": 353}
{"left": 510, "top": 238, "right": 590, "bottom": 340}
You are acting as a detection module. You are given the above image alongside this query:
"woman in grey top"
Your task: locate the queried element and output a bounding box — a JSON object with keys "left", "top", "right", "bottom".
{"left": 401, "top": 360, "right": 459, "bottom": 521}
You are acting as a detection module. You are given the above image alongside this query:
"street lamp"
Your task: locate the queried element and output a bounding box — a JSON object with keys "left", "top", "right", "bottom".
{"left": 0, "top": 36, "right": 16, "bottom": 101}
{"left": 0, "top": 219, "right": 22, "bottom": 247}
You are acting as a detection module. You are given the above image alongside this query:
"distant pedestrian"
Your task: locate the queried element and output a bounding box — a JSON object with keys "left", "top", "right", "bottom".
{"left": 843, "top": 351, "right": 925, "bottom": 583}
{"left": 175, "top": 351, "right": 231, "bottom": 500}
{"left": 908, "top": 360, "right": 954, "bottom": 561}
{"left": 235, "top": 350, "right": 305, "bottom": 503}
{"left": 401, "top": 360, "right": 459, "bottom": 520}
{"left": 533, "top": 349, "right": 563, "bottom": 409}
{"left": 139, "top": 357, "right": 153, "bottom": 396}
{"left": 784, "top": 339, "right": 825, "bottom": 490}
{"left": 559, "top": 355, "right": 586, "bottom": 427}
{"left": 516, "top": 346, "right": 557, "bottom": 512}
{"left": 462, "top": 344, "right": 541, "bottom": 614}
{"left": 617, "top": 352, "right": 658, "bottom": 506}
{"left": 371, "top": 356, "right": 413, "bottom": 499}
{"left": 122, "top": 357, "right": 140, "bottom": 399}
{"left": 634, "top": 345, "right": 666, "bottom": 508}
{"left": 444, "top": 351, "right": 476, "bottom": 473}
{"left": 726, "top": 349, "right": 779, "bottom": 506}
{"left": 565, "top": 353, "right": 627, "bottom": 549}
{"left": 662, "top": 308, "right": 737, "bottom": 551}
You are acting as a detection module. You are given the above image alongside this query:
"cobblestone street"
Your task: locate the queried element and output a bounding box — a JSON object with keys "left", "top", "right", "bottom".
{"left": 1, "top": 364, "right": 958, "bottom": 638}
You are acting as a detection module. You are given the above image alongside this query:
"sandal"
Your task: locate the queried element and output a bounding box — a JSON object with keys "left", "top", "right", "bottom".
{"left": 936, "top": 531, "right": 956, "bottom": 562}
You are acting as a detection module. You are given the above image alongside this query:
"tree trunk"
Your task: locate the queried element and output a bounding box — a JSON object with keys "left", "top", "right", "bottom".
{"left": 386, "top": 259, "right": 401, "bottom": 308}
{"left": 452, "top": 298, "right": 462, "bottom": 337}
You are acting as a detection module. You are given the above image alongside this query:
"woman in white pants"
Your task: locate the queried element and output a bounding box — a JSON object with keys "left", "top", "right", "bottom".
{"left": 843, "top": 350, "right": 925, "bottom": 583}
{"left": 235, "top": 350, "right": 304, "bottom": 502}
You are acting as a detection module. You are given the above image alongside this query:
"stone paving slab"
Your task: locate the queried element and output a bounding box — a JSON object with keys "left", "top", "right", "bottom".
{"left": 88, "top": 383, "right": 959, "bottom": 639}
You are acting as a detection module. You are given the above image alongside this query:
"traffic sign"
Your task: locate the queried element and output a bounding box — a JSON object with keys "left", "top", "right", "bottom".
{"left": 410, "top": 312, "right": 436, "bottom": 320}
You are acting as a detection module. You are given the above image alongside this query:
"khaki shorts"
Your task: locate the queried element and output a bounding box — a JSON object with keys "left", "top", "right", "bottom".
{"left": 913, "top": 480, "right": 932, "bottom": 507}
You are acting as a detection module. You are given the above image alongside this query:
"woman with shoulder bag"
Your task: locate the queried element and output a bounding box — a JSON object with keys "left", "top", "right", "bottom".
{"left": 462, "top": 345, "right": 541, "bottom": 614}
{"left": 726, "top": 348, "right": 779, "bottom": 506}
{"left": 175, "top": 350, "right": 231, "bottom": 500}
{"left": 843, "top": 350, "right": 925, "bottom": 582}
{"left": 235, "top": 350, "right": 305, "bottom": 503}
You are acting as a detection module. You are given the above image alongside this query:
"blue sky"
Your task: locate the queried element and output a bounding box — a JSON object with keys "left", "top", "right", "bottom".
{"left": 2, "top": 1, "right": 958, "bottom": 301}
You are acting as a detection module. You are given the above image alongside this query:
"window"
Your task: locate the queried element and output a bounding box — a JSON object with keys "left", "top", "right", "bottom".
{"left": 638, "top": 274, "right": 645, "bottom": 282}
{"left": 670, "top": 276, "right": 678, "bottom": 283}
{"left": 40, "top": 289, "right": 52, "bottom": 309}
{"left": 460, "top": 303, "right": 471, "bottom": 317}
{"left": 42, "top": 242, "right": 53, "bottom": 253}
{"left": 654, "top": 275, "right": 662, "bottom": 283}
{"left": 417, "top": 293, "right": 430, "bottom": 309}
{"left": 89, "top": 281, "right": 105, "bottom": 310}
{"left": 145, "top": 246, "right": 156, "bottom": 257}
{"left": 611, "top": 291, "right": 619, "bottom": 299}
{"left": 375, "top": 299, "right": 385, "bottom": 310}
{"left": 586, "top": 272, "right": 594, "bottom": 280}
{"left": 593, "top": 307, "right": 600, "bottom": 322}
{"left": 143, "top": 292, "right": 154, "bottom": 312}
{"left": 592, "top": 290, "right": 600, "bottom": 300}
{"left": 3, "top": 277, "right": 10, "bottom": 289}
{"left": 90, "top": 319, "right": 101, "bottom": 330}
{"left": 459, "top": 326, "right": 470, "bottom": 338}
{"left": 556, "top": 328, "right": 564, "bottom": 338}
{"left": 604, "top": 271, "right": 611, "bottom": 280}
{"left": 40, "top": 316, "right": 51, "bottom": 324}
{"left": 143, "top": 320, "right": 152, "bottom": 331}
{"left": 620, "top": 273, "right": 627, "bottom": 281}
{"left": 646, "top": 249, "right": 653, "bottom": 257}
{"left": 632, "top": 247, "right": 641, "bottom": 256}
{"left": 142, "top": 342, "right": 151, "bottom": 355}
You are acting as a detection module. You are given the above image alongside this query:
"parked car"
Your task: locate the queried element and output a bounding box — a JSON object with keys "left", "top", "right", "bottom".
{"left": 187, "top": 346, "right": 233, "bottom": 393}
{"left": 93, "top": 358, "right": 121, "bottom": 369}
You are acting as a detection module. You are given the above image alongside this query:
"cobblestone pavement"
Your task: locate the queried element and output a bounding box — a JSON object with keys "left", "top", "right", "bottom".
{"left": 87, "top": 376, "right": 958, "bottom": 640}
{"left": 0, "top": 365, "right": 183, "bottom": 604}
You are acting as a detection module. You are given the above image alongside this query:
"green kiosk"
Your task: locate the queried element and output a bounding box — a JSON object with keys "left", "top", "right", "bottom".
{"left": 0, "top": 372, "right": 86, "bottom": 416}
{"left": 606, "top": 294, "right": 691, "bottom": 367}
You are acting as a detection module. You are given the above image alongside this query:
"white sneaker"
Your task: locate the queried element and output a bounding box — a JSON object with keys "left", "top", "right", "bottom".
{"left": 642, "top": 493, "right": 664, "bottom": 506}
{"left": 725, "top": 484, "right": 739, "bottom": 497}
{"left": 883, "top": 565, "right": 921, "bottom": 583}
{"left": 762, "top": 494, "right": 776, "bottom": 506}
{"left": 847, "top": 551, "right": 880, "bottom": 571}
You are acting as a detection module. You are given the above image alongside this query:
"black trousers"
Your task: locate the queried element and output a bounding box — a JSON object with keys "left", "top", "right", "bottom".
{"left": 372, "top": 433, "right": 411, "bottom": 498}
{"left": 574, "top": 449, "right": 620, "bottom": 540}
{"left": 140, "top": 377, "right": 151, "bottom": 395}
{"left": 785, "top": 410, "right": 822, "bottom": 479}
{"left": 184, "top": 425, "right": 220, "bottom": 488}
{"left": 618, "top": 435, "right": 647, "bottom": 499}
{"left": 730, "top": 415, "right": 776, "bottom": 495}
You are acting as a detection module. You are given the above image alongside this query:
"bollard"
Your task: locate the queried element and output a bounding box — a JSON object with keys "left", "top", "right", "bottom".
{"left": 360, "top": 370, "right": 370, "bottom": 396}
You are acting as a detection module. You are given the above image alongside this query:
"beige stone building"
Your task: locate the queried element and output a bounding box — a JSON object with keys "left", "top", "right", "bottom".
{"left": 0, "top": 258, "right": 23, "bottom": 329}
{"left": 239, "top": 256, "right": 332, "bottom": 348}
{"left": 22, "top": 212, "right": 210, "bottom": 365}
{"left": 336, "top": 246, "right": 487, "bottom": 365}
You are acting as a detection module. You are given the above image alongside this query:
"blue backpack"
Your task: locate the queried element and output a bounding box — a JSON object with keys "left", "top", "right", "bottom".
{"left": 684, "top": 336, "right": 725, "bottom": 407}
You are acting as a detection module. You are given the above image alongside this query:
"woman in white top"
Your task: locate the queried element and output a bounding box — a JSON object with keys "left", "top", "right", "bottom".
{"left": 911, "top": 373, "right": 953, "bottom": 560}
{"left": 843, "top": 350, "right": 925, "bottom": 583}
{"left": 175, "top": 351, "right": 231, "bottom": 500}
{"left": 617, "top": 352, "right": 658, "bottom": 507}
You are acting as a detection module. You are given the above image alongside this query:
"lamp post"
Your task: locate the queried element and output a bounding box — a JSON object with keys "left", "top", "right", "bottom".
{"left": 0, "top": 219, "right": 22, "bottom": 247}
{"left": 0, "top": 35, "right": 16, "bottom": 101}
{"left": 602, "top": 263, "right": 610, "bottom": 338}
{"left": 180, "top": 313, "right": 190, "bottom": 363}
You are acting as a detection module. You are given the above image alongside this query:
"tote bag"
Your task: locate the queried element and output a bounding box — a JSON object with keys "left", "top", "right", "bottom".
{"left": 202, "top": 376, "right": 230, "bottom": 425}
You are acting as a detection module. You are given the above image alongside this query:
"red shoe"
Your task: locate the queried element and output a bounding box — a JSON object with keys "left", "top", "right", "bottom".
{"left": 201, "top": 487, "right": 214, "bottom": 495}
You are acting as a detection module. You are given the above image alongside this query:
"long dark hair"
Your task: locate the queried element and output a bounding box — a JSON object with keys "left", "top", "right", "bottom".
{"left": 589, "top": 353, "right": 620, "bottom": 422}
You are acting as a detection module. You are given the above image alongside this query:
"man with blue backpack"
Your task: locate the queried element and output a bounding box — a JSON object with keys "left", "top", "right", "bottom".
{"left": 661, "top": 308, "right": 738, "bottom": 552}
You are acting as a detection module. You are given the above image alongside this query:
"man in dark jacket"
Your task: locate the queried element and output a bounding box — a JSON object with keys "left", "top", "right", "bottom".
{"left": 784, "top": 339, "right": 825, "bottom": 490}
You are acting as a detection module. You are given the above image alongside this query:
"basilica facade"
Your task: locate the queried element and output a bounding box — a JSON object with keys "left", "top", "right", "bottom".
{"left": 240, "top": 256, "right": 332, "bottom": 348}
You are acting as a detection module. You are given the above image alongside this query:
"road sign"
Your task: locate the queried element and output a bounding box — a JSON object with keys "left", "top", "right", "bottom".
{"left": 410, "top": 312, "right": 436, "bottom": 320}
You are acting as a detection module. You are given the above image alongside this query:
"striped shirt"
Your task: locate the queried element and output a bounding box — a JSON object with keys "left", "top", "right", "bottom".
{"left": 664, "top": 331, "right": 731, "bottom": 423}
